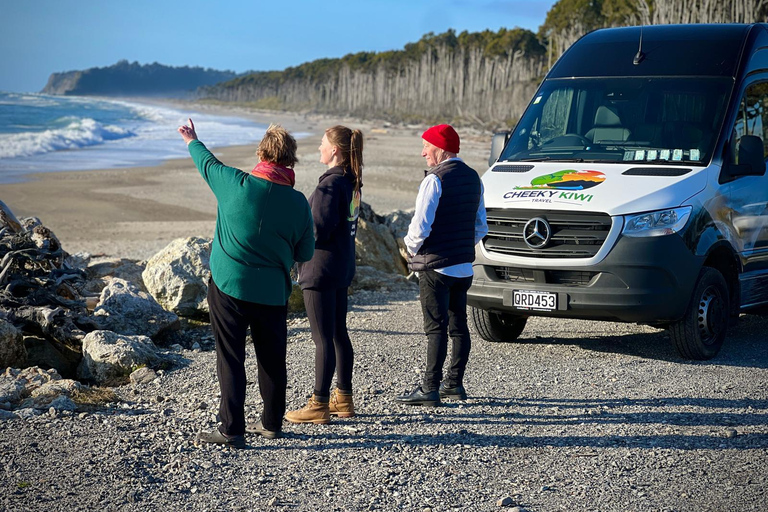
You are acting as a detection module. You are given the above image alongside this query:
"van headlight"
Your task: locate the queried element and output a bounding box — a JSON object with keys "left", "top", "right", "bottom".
{"left": 622, "top": 206, "right": 692, "bottom": 237}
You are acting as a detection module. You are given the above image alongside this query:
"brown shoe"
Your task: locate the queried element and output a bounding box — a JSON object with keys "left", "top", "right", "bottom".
{"left": 285, "top": 394, "right": 330, "bottom": 424}
{"left": 329, "top": 388, "right": 355, "bottom": 418}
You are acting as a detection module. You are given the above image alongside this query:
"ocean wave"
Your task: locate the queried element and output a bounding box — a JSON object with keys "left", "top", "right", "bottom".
{"left": 0, "top": 117, "right": 135, "bottom": 159}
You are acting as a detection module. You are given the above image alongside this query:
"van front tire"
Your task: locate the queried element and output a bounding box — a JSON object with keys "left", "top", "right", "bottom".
{"left": 471, "top": 307, "right": 528, "bottom": 342}
{"left": 668, "top": 267, "right": 729, "bottom": 360}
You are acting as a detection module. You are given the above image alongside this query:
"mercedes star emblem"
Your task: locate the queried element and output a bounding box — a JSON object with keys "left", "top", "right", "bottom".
{"left": 523, "top": 217, "right": 552, "bottom": 249}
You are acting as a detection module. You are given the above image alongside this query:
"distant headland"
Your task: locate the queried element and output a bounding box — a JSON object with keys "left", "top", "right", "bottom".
{"left": 41, "top": 60, "right": 238, "bottom": 97}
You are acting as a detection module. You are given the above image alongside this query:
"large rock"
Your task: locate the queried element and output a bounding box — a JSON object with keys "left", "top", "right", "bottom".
{"left": 94, "top": 278, "right": 179, "bottom": 338}
{"left": 142, "top": 237, "right": 211, "bottom": 317}
{"left": 0, "top": 317, "right": 26, "bottom": 368}
{"left": 25, "top": 378, "right": 82, "bottom": 410}
{"left": 384, "top": 209, "right": 414, "bottom": 264}
{"left": 356, "top": 218, "right": 408, "bottom": 275}
{"left": 78, "top": 330, "right": 161, "bottom": 384}
{"left": 85, "top": 257, "right": 147, "bottom": 294}
{"left": 0, "top": 367, "right": 61, "bottom": 404}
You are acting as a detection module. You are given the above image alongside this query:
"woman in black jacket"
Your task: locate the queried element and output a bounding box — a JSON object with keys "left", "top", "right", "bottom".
{"left": 286, "top": 125, "right": 363, "bottom": 424}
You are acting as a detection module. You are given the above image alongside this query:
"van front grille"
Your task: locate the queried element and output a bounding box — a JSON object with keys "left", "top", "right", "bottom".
{"left": 494, "top": 267, "right": 535, "bottom": 282}
{"left": 493, "top": 266, "right": 598, "bottom": 285}
{"left": 484, "top": 208, "right": 612, "bottom": 259}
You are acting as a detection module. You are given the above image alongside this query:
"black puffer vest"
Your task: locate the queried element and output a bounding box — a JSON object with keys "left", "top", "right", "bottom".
{"left": 409, "top": 159, "right": 481, "bottom": 272}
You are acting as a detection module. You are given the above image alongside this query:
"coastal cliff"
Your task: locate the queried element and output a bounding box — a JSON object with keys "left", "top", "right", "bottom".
{"left": 41, "top": 60, "right": 237, "bottom": 97}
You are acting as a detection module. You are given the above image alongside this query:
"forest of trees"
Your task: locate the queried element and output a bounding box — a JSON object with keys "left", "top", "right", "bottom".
{"left": 199, "top": 0, "right": 768, "bottom": 128}
{"left": 42, "top": 61, "right": 237, "bottom": 97}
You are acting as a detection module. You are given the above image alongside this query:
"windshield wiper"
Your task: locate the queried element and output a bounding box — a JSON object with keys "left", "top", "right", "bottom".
{"left": 517, "top": 157, "right": 586, "bottom": 162}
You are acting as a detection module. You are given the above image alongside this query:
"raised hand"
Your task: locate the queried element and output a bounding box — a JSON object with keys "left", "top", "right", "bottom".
{"left": 178, "top": 118, "right": 198, "bottom": 144}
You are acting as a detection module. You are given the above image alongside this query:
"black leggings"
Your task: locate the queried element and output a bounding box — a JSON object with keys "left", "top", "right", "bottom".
{"left": 303, "top": 287, "right": 354, "bottom": 397}
{"left": 207, "top": 279, "right": 287, "bottom": 434}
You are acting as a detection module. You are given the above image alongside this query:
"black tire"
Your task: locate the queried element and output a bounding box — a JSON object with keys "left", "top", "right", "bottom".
{"left": 668, "top": 267, "right": 729, "bottom": 360}
{"left": 471, "top": 307, "right": 528, "bottom": 343}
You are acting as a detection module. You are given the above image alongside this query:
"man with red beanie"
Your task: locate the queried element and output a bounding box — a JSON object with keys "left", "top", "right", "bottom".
{"left": 396, "top": 124, "right": 487, "bottom": 406}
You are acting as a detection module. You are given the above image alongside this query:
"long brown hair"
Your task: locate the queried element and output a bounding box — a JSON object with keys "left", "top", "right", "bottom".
{"left": 325, "top": 125, "right": 363, "bottom": 192}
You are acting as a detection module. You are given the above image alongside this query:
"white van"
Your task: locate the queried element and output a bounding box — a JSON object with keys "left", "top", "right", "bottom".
{"left": 468, "top": 23, "right": 768, "bottom": 359}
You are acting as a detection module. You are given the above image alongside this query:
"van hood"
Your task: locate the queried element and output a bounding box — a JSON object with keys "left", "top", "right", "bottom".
{"left": 482, "top": 162, "right": 708, "bottom": 215}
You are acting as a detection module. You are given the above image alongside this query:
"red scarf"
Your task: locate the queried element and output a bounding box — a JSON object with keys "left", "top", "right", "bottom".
{"left": 250, "top": 161, "right": 296, "bottom": 187}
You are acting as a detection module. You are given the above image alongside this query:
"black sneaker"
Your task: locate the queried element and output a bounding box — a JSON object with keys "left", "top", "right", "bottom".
{"left": 439, "top": 382, "right": 467, "bottom": 400}
{"left": 395, "top": 385, "right": 440, "bottom": 406}
{"left": 245, "top": 419, "right": 281, "bottom": 439}
{"left": 196, "top": 427, "right": 246, "bottom": 449}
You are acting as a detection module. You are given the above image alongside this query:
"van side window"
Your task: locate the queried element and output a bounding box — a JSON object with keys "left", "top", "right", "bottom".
{"left": 730, "top": 82, "right": 768, "bottom": 163}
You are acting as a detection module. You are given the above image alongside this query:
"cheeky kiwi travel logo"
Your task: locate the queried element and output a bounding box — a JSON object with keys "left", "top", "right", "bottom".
{"left": 520, "top": 169, "right": 606, "bottom": 190}
{"left": 503, "top": 169, "right": 606, "bottom": 204}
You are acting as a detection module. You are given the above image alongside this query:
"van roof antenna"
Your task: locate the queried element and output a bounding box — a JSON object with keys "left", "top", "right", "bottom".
{"left": 633, "top": 26, "right": 645, "bottom": 65}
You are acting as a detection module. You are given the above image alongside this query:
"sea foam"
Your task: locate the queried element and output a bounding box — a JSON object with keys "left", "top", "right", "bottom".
{"left": 0, "top": 117, "right": 134, "bottom": 159}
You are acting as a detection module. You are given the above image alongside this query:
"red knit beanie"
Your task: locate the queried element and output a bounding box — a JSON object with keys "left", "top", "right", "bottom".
{"left": 422, "top": 124, "right": 460, "bottom": 154}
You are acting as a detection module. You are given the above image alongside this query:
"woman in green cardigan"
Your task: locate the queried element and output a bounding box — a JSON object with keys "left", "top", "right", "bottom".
{"left": 178, "top": 119, "right": 315, "bottom": 448}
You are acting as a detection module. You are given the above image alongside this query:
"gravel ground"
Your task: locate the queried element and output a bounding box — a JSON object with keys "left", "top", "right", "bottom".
{"left": 2, "top": 287, "right": 767, "bottom": 512}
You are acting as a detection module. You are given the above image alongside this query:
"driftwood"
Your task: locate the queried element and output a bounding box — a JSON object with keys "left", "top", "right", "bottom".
{"left": 0, "top": 202, "right": 91, "bottom": 349}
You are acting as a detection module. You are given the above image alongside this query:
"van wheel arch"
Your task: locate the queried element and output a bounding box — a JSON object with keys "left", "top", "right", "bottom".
{"left": 702, "top": 244, "right": 741, "bottom": 316}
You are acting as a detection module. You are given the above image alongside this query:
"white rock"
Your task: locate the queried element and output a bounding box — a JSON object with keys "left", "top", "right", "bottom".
{"left": 78, "top": 330, "right": 161, "bottom": 384}
{"left": 94, "top": 278, "right": 179, "bottom": 338}
{"left": 142, "top": 237, "right": 212, "bottom": 317}
{"left": 130, "top": 366, "right": 159, "bottom": 385}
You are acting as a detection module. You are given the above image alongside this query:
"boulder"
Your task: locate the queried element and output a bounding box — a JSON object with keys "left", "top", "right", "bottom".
{"left": 30, "top": 378, "right": 82, "bottom": 399}
{"left": 355, "top": 218, "right": 408, "bottom": 275}
{"left": 85, "top": 257, "right": 147, "bottom": 294}
{"left": 129, "top": 366, "right": 158, "bottom": 385}
{"left": 0, "top": 317, "right": 26, "bottom": 368}
{"left": 142, "top": 237, "right": 211, "bottom": 317}
{"left": 78, "top": 330, "right": 161, "bottom": 384}
{"left": 94, "top": 278, "right": 179, "bottom": 339}
{"left": 27, "top": 378, "right": 82, "bottom": 410}
{"left": 0, "top": 367, "right": 61, "bottom": 404}
{"left": 384, "top": 209, "right": 414, "bottom": 264}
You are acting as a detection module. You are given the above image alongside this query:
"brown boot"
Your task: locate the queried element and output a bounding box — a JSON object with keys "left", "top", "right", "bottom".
{"left": 284, "top": 395, "right": 330, "bottom": 424}
{"left": 329, "top": 388, "right": 355, "bottom": 418}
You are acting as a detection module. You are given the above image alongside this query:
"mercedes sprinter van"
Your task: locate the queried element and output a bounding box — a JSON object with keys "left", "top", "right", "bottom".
{"left": 468, "top": 24, "right": 768, "bottom": 359}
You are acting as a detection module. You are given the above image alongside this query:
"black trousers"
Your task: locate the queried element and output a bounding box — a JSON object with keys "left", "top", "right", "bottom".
{"left": 418, "top": 270, "right": 473, "bottom": 392}
{"left": 303, "top": 287, "right": 354, "bottom": 397}
{"left": 207, "top": 279, "right": 287, "bottom": 435}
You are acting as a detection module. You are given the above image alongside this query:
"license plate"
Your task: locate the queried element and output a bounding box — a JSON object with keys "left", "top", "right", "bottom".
{"left": 512, "top": 290, "right": 557, "bottom": 311}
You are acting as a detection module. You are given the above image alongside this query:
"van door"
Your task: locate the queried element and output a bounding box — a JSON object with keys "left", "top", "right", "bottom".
{"left": 724, "top": 80, "right": 768, "bottom": 308}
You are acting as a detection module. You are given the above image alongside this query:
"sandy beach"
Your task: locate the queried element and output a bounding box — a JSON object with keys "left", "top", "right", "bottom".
{"left": 3, "top": 102, "right": 768, "bottom": 512}
{"left": 0, "top": 103, "right": 492, "bottom": 261}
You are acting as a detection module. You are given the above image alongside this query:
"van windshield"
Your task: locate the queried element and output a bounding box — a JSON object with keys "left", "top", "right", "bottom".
{"left": 500, "top": 77, "right": 733, "bottom": 165}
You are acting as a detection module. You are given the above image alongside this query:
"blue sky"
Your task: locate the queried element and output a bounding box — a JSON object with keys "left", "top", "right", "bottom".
{"left": 0, "top": 0, "right": 555, "bottom": 93}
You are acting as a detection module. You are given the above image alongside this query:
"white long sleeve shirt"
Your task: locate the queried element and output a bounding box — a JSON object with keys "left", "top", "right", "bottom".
{"left": 404, "top": 158, "right": 488, "bottom": 278}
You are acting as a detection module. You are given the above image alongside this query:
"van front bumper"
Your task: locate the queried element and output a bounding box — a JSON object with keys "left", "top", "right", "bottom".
{"left": 467, "top": 234, "right": 702, "bottom": 324}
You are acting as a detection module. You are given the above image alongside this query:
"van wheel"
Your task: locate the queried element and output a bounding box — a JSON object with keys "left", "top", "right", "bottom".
{"left": 668, "top": 267, "right": 729, "bottom": 360}
{"left": 471, "top": 307, "right": 527, "bottom": 342}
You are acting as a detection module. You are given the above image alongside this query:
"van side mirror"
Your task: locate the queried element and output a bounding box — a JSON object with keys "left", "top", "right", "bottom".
{"left": 489, "top": 131, "right": 510, "bottom": 167}
{"left": 730, "top": 134, "right": 766, "bottom": 177}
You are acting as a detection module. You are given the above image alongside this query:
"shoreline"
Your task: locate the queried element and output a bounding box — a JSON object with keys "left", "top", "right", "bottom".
{"left": 0, "top": 100, "right": 492, "bottom": 260}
